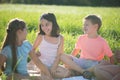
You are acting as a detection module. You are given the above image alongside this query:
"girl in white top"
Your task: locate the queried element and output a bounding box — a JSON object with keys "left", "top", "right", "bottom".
{"left": 32, "top": 13, "right": 71, "bottom": 79}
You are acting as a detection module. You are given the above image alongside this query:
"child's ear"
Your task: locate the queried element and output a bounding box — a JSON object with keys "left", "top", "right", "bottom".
{"left": 94, "top": 24, "right": 99, "bottom": 30}
{"left": 17, "top": 29, "right": 22, "bottom": 34}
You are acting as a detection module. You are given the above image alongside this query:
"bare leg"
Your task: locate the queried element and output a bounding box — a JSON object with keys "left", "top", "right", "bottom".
{"left": 52, "top": 65, "right": 72, "bottom": 79}
{"left": 94, "top": 65, "right": 113, "bottom": 80}
{"left": 7, "top": 73, "right": 42, "bottom": 80}
{"left": 60, "top": 54, "right": 85, "bottom": 74}
{"left": 112, "top": 73, "right": 120, "bottom": 80}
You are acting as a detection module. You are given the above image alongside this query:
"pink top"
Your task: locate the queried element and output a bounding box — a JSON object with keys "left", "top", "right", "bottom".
{"left": 75, "top": 34, "right": 113, "bottom": 61}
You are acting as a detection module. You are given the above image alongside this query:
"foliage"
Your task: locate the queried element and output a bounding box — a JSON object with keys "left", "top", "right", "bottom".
{"left": 0, "top": 0, "right": 120, "bottom": 6}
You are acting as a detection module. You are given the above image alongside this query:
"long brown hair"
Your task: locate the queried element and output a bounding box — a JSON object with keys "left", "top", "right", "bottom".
{"left": 39, "top": 13, "right": 60, "bottom": 37}
{"left": 1, "top": 18, "right": 26, "bottom": 72}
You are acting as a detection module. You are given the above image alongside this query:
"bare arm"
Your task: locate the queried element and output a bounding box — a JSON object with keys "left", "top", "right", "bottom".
{"left": 29, "top": 50, "right": 52, "bottom": 79}
{"left": 50, "top": 35, "right": 64, "bottom": 74}
{"left": 114, "top": 50, "right": 120, "bottom": 63}
{"left": 71, "top": 48, "right": 80, "bottom": 56}
{"left": 0, "top": 54, "right": 6, "bottom": 75}
{"left": 110, "top": 55, "right": 115, "bottom": 64}
{"left": 0, "top": 54, "right": 6, "bottom": 69}
{"left": 32, "top": 34, "right": 42, "bottom": 51}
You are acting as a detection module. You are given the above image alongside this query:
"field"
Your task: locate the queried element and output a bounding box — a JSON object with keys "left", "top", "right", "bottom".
{"left": 0, "top": 4, "right": 120, "bottom": 54}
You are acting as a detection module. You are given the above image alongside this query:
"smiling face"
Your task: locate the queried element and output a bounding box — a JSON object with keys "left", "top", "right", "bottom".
{"left": 83, "top": 19, "right": 98, "bottom": 34}
{"left": 40, "top": 19, "right": 53, "bottom": 36}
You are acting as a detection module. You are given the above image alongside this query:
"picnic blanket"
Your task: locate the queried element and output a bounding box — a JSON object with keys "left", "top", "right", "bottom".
{"left": 62, "top": 76, "right": 95, "bottom": 80}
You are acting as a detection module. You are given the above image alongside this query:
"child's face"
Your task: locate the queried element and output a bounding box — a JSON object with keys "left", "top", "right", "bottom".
{"left": 17, "top": 28, "right": 27, "bottom": 43}
{"left": 40, "top": 19, "right": 52, "bottom": 36}
{"left": 83, "top": 19, "right": 98, "bottom": 34}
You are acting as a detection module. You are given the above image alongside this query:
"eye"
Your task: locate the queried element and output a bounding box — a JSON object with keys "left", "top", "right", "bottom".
{"left": 41, "top": 24, "right": 44, "bottom": 27}
{"left": 46, "top": 23, "right": 50, "bottom": 26}
{"left": 84, "top": 24, "right": 87, "bottom": 27}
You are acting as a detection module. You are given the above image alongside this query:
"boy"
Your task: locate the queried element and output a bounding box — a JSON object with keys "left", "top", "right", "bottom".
{"left": 60, "top": 14, "right": 114, "bottom": 79}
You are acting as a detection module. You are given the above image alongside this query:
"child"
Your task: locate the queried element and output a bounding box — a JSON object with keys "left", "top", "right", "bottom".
{"left": 60, "top": 14, "right": 114, "bottom": 79}
{"left": 0, "top": 18, "right": 52, "bottom": 80}
{"left": 31, "top": 13, "right": 71, "bottom": 79}
{"left": 94, "top": 49, "right": 120, "bottom": 80}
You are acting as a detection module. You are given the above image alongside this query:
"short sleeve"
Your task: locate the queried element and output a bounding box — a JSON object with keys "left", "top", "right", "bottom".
{"left": 0, "top": 46, "right": 12, "bottom": 58}
{"left": 23, "top": 40, "right": 32, "bottom": 53}
{"left": 103, "top": 40, "right": 113, "bottom": 57}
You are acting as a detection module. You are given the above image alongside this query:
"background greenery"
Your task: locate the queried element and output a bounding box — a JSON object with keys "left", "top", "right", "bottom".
{"left": 0, "top": 0, "right": 120, "bottom": 6}
{"left": 0, "top": 4, "right": 120, "bottom": 54}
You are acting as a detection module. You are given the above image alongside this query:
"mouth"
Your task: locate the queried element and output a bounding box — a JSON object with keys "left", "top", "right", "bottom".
{"left": 44, "top": 29, "right": 50, "bottom": 34}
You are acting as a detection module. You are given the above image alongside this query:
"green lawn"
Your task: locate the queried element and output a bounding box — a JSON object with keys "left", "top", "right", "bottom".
{"left": 0, "top": 4, "right": 120, "bottom": 53}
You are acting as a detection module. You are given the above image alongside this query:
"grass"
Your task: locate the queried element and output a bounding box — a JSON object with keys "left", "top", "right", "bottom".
{"left": 0, "top": 4, "right": 120, "bottom": 54}
{"left": 0, "top": 4, "right": 120, "bottom": 80}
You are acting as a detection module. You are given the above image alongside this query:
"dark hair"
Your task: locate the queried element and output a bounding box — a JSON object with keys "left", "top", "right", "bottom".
{"left": 38, "top": 13, "right": 60, "bottom": 37}
{"left": 1, "top": 18, "right": 26, "bottom": 72}
{"left": 84, "top": 14, "right": 102, "bottom": 31}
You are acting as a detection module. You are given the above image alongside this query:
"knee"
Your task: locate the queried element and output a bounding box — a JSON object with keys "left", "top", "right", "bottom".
{"left": 93, "top": 66, "right": 101, "bottom": 74}
{"left": 64, "top": 70, "right": 72, "bottom": 77}
{"left": 60, "top": 54, "right": 66, "bottom": 60}
{"left": 60, "top": 54, "right": 71, "bottom": 60}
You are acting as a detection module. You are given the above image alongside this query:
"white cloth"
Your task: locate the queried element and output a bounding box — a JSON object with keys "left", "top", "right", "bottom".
{"left": 38, "top": 36, "right": 60, "bottom": 68}
{"left": 62, "top": 76, "right": 94, "bottom": 80}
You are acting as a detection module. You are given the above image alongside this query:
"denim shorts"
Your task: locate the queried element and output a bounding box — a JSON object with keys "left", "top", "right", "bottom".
{"left": 72, "top": 56, "right": 99, "bottom": 69}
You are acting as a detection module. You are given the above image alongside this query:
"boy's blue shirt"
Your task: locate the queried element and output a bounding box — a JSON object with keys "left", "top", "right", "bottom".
{"left": 0, "top": 40, "right": 32, "bottom": 75}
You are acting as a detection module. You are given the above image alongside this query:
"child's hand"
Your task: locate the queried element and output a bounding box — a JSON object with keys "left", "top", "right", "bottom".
{"left": 64, "top": 64, "right": 70, "bottom": 68}
{"left": 99, "top": 60, "right": 111, "bottom": 65}
{"left": 36, "top": 51, "right": 41, "bottom": 56}
{"left": 50, "top": 67, "right": 56, "bottom": 76}
{"left": 82, "top": 71, "right": 93, "bottom": 79}
{"left": 41, "top": 69, "right": 53, "bottom": 80}
{"left": 41, "top": 72, "right": 53, "bottom": 80}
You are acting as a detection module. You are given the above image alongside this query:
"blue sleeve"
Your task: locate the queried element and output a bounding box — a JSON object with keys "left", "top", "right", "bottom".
{"left": 23, "top": 40, "right": 32, "bottom": 53}
{"left": 0, "top": 46, "right": 12, "bottom": 58}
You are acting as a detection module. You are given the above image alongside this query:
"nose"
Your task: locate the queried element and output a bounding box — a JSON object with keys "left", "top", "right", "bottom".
{"left": 42, "top": 25, "right": 48, "bottom": 29}
{"left": 83, "top": 26, "right": 86, "bottom": 30}
{"left": 84, "top": 25, "right": 87, "bottom": 28}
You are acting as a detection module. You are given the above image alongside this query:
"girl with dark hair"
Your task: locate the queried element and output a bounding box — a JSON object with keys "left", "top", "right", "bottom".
{"left": 31, "top": 13, "right": 71, "bottom": 79}
{"left": 0, "top": 18, "right": 52, "bottom": 80}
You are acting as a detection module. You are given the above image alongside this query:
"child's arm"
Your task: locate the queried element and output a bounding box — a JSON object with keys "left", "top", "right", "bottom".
{"left": 110, "top": 55, "right": 114, "bottom": 64}
{"left": 71, "top": 36, "right": 80, "bottom": 57}
{"left": 50, "top": 35, "right": 64, "bottom": 75}
{"left": 103, "top": 40, "right": 114, "bottom": 64}
{"left": 29, "top": 50, "right": 52, "bottom": 79}
{"left": 0, "top": 54, "right": 6, "bottom": 75}
{"left": 107, "top": 50, "right": 120, "bottom": 64}
{"left": 32, "top": 34, "right": 42, "bottom": 51}
{"left": 0, "top": 54, "right": 6, "bottom": 68}
{"left": 71, "top": 48, "right": 80, "bottom": 56}
{"left": 114, "top": 50, "right": 120, "bottom": 64}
